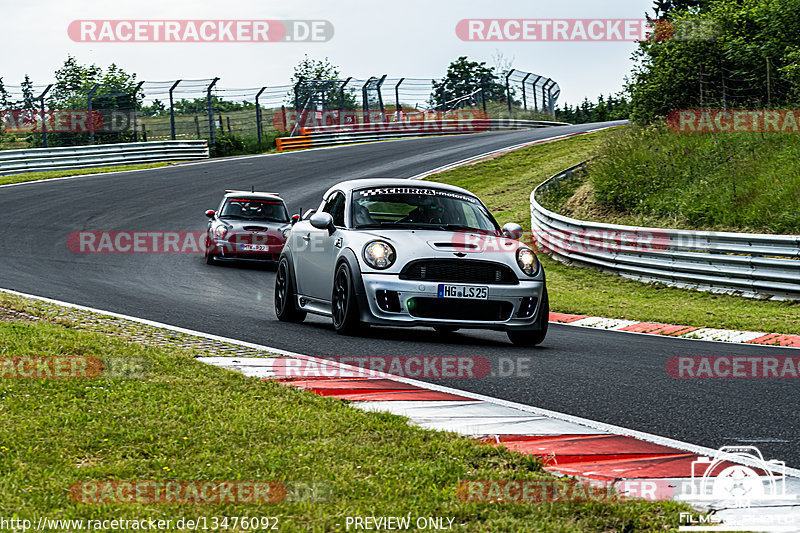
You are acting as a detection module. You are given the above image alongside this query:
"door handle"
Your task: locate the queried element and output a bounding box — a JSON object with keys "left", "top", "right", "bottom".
{"left": 302, "top": 234, "right": 311, "bottom": 242}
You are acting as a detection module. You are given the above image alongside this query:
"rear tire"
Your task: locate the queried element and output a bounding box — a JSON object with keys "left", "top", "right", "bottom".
{"left": 332, "top": 262, "right": 362, "bottom": 335}
{"left": 275, "top": 258, "right": 306, "bottom": 323}
{"left": 507, "top": 288, "right": 549, "bottom": 347}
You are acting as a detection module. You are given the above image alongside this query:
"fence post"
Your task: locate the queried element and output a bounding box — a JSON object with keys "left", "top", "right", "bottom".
{"left": 376, "top": 75, "right": 387, "bottom": 122}
{"left": 132, "top": 81, "right": 144, "bottom": 142}
{"left": 521, "top": 73, "right": 531, "bottom": 111}
{"left": 439, "top": 84, "right": 446, "bottom": 116}
{"left": 505, "top": 69, "right": 515, "bottom": 116}
{"left": 255, "top": 86, "right": 266, "bottom": 151}
{"left": 394, "top": 78, "right": 405, "bottom": 116}
{"left": 87, "top": 84, "right": 100, "bottom": 144}
{"left": 531, "top": 75, "right": 542, "bottom": 111}
{"left": 141, "top": 124, "right": 147, "bottom": 142}
{"left": 37, "top": 84, "right": 52, "bottom": 148}
{"left": 294, "top": 77, "right": 304, "bottom": 114}
{"left": 194, "top": 115, "right": 200, "bottom": 138}
{"left": 480, "top": 74, "right": 488, "bottom": 113}
{"left": 362, "top": 78, "right": 373, "bottom": 124}
{"left": 169, "top": 80, "right": 181, "bottom": 141}
{"left": 206, "top": 77, "right": 219, "bottom": 148}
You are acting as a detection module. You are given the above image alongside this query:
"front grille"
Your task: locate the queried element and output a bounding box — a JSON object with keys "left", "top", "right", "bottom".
{"left": 408, "top": 298, "right": 513, "bottom": 321}
{"left": 400, "top": 259, "right": 518, "bottom": 285}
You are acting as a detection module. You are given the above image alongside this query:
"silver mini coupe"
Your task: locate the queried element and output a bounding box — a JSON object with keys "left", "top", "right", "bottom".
{"left": 274, "top": 179, "right": 548, "bottom": 346}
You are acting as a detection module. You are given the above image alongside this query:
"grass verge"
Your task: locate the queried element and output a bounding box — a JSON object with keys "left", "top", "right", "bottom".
{"left": 0, "top": 163, "right": 171, "bottom": 187}
{"left": 0, "top": 294, "right": 688, "bottom": 531}
{"left": 428, "top": 128, "right": 800, "bottom": 335}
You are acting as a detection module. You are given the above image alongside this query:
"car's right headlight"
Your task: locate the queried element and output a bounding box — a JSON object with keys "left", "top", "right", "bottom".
{"left": 363, "top": 241, "right": 396, "bottom": 269}
{"left": 214, "top": 225, "right": 229, "bottom": 239}
{"left": 516, "top": 247, "right": 539, "bottom": 277}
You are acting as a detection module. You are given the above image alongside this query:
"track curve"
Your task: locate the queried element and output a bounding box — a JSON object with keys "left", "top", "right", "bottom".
{"left": 2, "top": 122, "right": 798, "bottom": 465}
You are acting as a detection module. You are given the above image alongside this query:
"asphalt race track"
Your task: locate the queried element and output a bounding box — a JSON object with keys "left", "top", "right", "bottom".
{"left": 2, "top": 121, "right": 798, "bottom": 466}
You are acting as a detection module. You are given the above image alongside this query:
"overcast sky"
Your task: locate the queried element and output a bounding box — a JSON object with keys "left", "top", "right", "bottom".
{"left": 2, "top": 0, "right": 655, "bottom": 106}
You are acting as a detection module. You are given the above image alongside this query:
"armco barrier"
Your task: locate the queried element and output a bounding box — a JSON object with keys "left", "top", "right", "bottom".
{"left": 0, "top": 140, "right": 209, "bottom": 176}
{"left": 276, "top": 119, "right": 569, "bottom": 151}
{"left": 531, "top": 162, "right": 800, "bottom": 299}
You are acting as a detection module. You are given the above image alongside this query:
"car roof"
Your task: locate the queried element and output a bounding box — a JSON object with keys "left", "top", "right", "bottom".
{"left": 223, "top": 191, "right": 284, "bottom": 202}
{"left": 323, "top": 178, "right": 478, "bottom": 198}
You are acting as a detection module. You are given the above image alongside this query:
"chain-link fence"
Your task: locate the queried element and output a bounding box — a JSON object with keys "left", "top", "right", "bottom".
{"left": 0, "top": 69, "right": 560, "bottom": 154}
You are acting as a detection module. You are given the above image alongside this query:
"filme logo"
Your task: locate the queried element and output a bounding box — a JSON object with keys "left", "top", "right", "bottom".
{"left": 68, "top": 20, "right": 334, "bottom": 43}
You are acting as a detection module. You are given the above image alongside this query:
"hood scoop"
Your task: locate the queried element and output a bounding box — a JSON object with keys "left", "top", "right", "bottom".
{"left": 431, "top": 242, "right": 479, "bottom": 250}
{"left": 243, "top": 226, "right": 270, "bottom": 232}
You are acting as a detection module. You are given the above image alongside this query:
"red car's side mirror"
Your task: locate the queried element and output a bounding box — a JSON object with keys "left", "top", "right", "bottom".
{"left": 205, "top": 210, "right": 216, "bottom": 218}
{"left": 291, "top": 214, "right": 300, "bottom": 225}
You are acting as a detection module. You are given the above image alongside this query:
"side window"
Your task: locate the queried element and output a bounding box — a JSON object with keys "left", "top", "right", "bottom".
{"left": 322, "top": 191, "right": 346, "bottom": 227}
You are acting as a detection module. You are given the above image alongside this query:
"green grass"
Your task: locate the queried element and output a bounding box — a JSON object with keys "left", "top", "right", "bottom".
{"left": 428, "top": 127, "right": 800, "bottom": 335}
{"left": 0, "top": 299, "right": 688, "bottom": 532}
{"left": 0, "top": 163, "right": 171, "bottom": 186}
{"left": 587, "top": 122, "right": 800, "bottom": 234}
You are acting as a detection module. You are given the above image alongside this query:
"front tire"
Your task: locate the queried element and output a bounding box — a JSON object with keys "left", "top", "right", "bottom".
{"left": 205, "top": 239, "right": 217, "bottom": 265}
{"left": 332, "top": 262, "right": 362, "bottom": 335}
{"left": 275, "top": 258, "right": 306, "bottom": 323}
{"left": 507, "top": 288, "right": 549, "bottom": 347}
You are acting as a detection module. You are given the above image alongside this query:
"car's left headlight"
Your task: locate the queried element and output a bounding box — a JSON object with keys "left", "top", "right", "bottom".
{"left": 281, "top": 228, "right": 291, "bottom": 240}
{"left": 363, "top": 241, "right": 396, "bottom": 269}
{"left": 516, "top": 247, "right": 539, "bottom": 277}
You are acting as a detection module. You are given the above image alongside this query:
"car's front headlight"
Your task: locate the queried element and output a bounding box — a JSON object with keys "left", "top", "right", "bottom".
{"left": 214, "top": 225, "right": 229, "bottom": 239}
{"left": 281, "top": 228, "right": 291, "bottom": 240}
{"left": 363, "top": 241, "right": 396, "bottom": 269}
{"left": 516, "top": 247, "right": 539, "bottom": 277}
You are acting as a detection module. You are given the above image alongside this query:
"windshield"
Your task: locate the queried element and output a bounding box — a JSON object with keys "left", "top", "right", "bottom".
{"left": 351, "top": 186, "right": 500, "bottom": 233}
{"left": 220, "top": 198, "right": 289, "bottom": 223}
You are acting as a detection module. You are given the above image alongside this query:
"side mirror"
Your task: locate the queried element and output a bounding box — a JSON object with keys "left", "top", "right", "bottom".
{"left": 309, "top": 212, "right": 335, "bottom": 235}
{"left": 205, "top": 210, "right": 216, "bottom": 219}
{"left": 291, "top": 214, "right": 300, "bottom": 225}
{"left": 502, "top": 222, "right": 523, "bottom": 240}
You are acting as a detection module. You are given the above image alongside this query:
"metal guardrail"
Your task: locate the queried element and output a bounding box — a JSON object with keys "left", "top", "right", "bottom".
{"left": 530, "top": 162, "right": 800, "bottom": 300}
{"left": 276, "top": 119, "right": 570, "bottom": 151}
{"left": 0, "top": 141, "right": 209, "bottom": 176}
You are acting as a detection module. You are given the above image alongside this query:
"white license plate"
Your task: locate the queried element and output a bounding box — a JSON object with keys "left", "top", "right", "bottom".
{"left": 241, "top": 244, "right": 271, "bottom": 252}
{"left": 437, "top": 284, "right": 488, "bottom": 299}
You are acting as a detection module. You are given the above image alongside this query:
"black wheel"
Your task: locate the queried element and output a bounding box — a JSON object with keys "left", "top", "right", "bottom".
{"left": 507, "top": 288, "right": 549, "bottom": 347}
{"left": 275, "top": 258, "right": 306, "bottom": 323}
{"left": 332, "top": 262, "right": 362, "bottom": 335}
{"left": 434, "top": 326, "right": 460, "bottom": 335}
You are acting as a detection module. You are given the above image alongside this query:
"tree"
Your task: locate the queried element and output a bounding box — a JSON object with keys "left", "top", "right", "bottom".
{"left": 430, "top": 56, "right": 506, "bottom": 110}
{"left": 0, "top": 77, "right": 9, "bottom": 108}
{"left": 20, "top": 75, "right": 35, "bottom": 110}
{"left": 288, "top": 55, "right": 353, "bottom": 110}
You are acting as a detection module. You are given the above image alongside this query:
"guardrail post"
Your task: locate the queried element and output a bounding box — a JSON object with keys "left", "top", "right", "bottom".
{"left": 206, "top": 77, "right": 219, "bottom": 148}
{"left": 376, "top": 75, "right": 387, "bottom": 122}
{"left": 87, "top": 84, "right": 100, "bottom": 144}
{"left": 132, "top": 81, "right": 144, "bottom": 142}
{"left": 169, "top": 80, "right": 181, "bottom": 141}
{"left": 37, "top": 85, "right": 52, "bottom": 147}
{"left": 505, "top": 69, "right": 515, "bottom": 116}
{"left": 255, "top": 86, "right": 266, "bottom": 151}
{"left": 394, "top": 78, "right": 405, "bottom": 117}
{"left": 521, "top": 73, "right": 531, "bottom": 111}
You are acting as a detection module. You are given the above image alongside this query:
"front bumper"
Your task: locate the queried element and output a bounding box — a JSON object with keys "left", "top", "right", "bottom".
{"left": 208, "top": 238, "right": 283, "bottom": 262}
{"left": 357, "top": 273, "right": 546, "bottom": 331}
